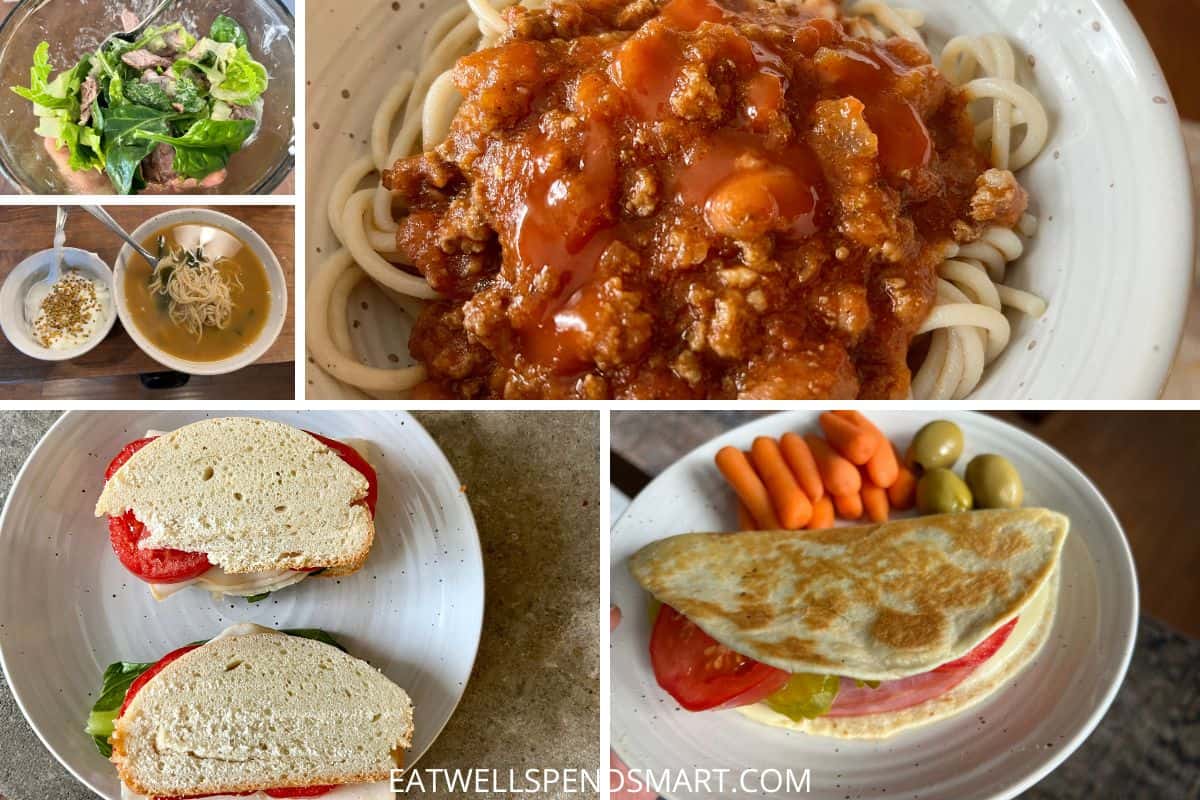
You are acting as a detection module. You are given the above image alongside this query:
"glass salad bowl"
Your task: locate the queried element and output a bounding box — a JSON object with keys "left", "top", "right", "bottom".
{"left": 0, "top": 0, "right": 294, "bottom": 195}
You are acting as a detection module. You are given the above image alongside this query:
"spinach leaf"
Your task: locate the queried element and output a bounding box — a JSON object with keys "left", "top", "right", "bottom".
{"left": 245, "top": 591, "right": 271, "bottom": 603}
{"left": 173, "top": 76, "right": 207, "bottom": 114}
{"left": 210, "top": 15, "right": 249, "bottom": 48}
{"left": 102, "top": 103, "right": 179, "bottom": 193}
{"left": 85, "top": 660, "right": 154, "bottom": 757}
{"left": 123, "top": 80, "right": 175, "bottom": 111}
{"left": 133, "top": 118, "right": 254, "bottom": 180}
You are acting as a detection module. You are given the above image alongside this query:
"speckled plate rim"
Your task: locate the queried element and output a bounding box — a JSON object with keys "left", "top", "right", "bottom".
{"left": 0, "top": 410, "right": 486, "bottom": 799}
{"left": 611, "top": 411, "right": 1138, "bottom": 800}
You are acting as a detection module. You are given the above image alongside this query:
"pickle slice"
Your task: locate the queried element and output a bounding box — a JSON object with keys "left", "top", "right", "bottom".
{"left": 764, "top": 673, "right": 841, "bottom": 721}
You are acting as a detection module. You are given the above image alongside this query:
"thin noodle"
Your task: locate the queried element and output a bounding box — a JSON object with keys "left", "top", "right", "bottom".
{"left": 148, "top": 248, "right": 242, "bottom": 341}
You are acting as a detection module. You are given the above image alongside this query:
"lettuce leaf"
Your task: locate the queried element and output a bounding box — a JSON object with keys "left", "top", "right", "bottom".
{"left": 85, "top": 660, "right": 154, "bottom": 757}
{"left": 211, "top": 48, "right": 268, "bottom": 105}
{"left": 10, "top": 42, "right": 72, "bottom": 109}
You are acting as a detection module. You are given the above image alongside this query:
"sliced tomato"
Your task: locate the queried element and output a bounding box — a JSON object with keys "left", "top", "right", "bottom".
{"left": 119, "top": 644, "right": 203, "bottom": 718}
{"left": 104, "top": 436, "right": 212, "bottom": 583}
{"left": 649, "top": 604, "right": 789, "bottom": 711}
{"left": 306, "top": 432, "right": 378, "bottom": 517}
{"left": 935, "top": 617, "right": 1019, "bottom": 672}
{"left": 108, "top": 512, "right": 212, "bottom": 583}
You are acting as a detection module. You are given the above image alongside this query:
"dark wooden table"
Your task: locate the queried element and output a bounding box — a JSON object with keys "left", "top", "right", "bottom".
{"left": 611, "top": 410, "right": 1200, "bottom": 800}
{"left": 0, "top": 205, "right": 295, "bottom": 400}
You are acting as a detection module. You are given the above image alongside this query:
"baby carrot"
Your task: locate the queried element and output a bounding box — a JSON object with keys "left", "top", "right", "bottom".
{"left": 888, "top": 463, "right": 918, "bottom": 511}
{"left": 780, "top": 433, "right": 825, "bottom": 502}
{"left": 737, "top": 501, "right": 756, "bottom": 531}
{"left": 866, "top": 440, "right": 901, "bottom": 489}
{"left": 820, "top": 412, "right": 880, "bottom": 465}
{"left": 833, "top": 491, "right": 863, "bottom": 520}
{"left": 807, "top": 495, "right": 835, "bottom": 530}
{"left": 751, "top": 437, "right": 813, "bottom": 530}
{"left": 716, "top": 446, "right": 781, "bottom": 530}
{"left": 862, "top": 481, "right": 890, "bottom": 523}
{"left": 804, "top": 435, "right": 862, "bottom": 497}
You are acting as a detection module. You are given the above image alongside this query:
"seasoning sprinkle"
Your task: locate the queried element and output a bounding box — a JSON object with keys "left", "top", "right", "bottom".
{"left": 32, "top": 272, "right": 103, "bottom": 348}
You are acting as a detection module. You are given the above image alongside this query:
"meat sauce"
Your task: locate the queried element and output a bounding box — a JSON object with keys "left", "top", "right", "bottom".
{"left": 386, "top": 0, "right": 1015, "bottom": 399}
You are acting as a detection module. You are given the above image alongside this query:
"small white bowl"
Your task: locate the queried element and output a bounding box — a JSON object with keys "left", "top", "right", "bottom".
{"left": 0, "top": 247, "right": 117, "bottom": 361}
{"left": 113, "top": 209, "right": 287, "bottom": 376}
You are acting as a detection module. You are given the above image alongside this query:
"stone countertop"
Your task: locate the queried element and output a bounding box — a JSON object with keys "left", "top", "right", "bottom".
{"left": 0, "top": 411, "right": 599, "bottom": 800}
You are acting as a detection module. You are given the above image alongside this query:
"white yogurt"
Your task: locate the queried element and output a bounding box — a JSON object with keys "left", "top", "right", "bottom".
{"left": 23, "top": 270, "right": 111, "bottom": 349}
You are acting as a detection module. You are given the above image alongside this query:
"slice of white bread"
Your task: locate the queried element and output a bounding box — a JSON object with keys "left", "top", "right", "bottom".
{"left": 112, "top": 625, "right": 414, "bottom": 797}
{"left": 95, "top": 418, "right": 375, "bottom": 574}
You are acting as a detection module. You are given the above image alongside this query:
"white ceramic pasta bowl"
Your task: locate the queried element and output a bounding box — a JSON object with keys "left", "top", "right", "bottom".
{"left": 0, "top": 410, "right": 485, "bottom": 800}
{"left": 113, "top": 209, "right": 288, "bottom": 376}
{"left": 305, "top": 0, "right": 1193, "bottom": 399}
{"left": 611, "top": 410, "right": 1137, "bottom": 800}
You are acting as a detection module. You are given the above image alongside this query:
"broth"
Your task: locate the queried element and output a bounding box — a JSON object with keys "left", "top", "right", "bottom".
{"left": 124, "top": 224, "right": 271, "bottom": 362}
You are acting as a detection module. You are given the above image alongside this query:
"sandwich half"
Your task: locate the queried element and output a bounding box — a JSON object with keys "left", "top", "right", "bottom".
{"left": 94, "top": 417, "right": 378, "bottom": 601}
{"left": 629, "top": 508, "right": 1068, "bottom": 738}
{"left": 88, "top": 623, "right": 412, "bottom": 799}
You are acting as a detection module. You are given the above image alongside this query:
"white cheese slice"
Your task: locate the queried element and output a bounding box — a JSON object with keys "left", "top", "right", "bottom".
{"left": 149, "top": 567, "right": 311, "bottom": 601}
{"left": 120, "top": 624, "right": 395, "bottom": 799}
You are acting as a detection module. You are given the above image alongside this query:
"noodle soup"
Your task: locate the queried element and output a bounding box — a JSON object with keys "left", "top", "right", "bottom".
{"left": 123, "top": 224, "right": 271, "bottom": 362}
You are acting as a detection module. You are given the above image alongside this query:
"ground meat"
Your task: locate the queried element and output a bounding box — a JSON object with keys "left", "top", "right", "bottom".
{"left": 735, "top": 343, "right": 860, "bottom": 399}
{"left": 970, "top": 168, "right": 1029, "bottom": 228}
{"left": 394, "top": 0, "right": 1012, "bottom": 399}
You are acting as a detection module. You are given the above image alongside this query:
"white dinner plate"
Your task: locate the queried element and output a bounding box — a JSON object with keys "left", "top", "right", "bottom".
{"left": 0, "top": 411, "right": 485, "bottom": 799}
{"left": 611, "top": 411, "right": 1138, "bottom": 800}
{"left": 306, "top": 0, "right": 1193, "bottom": 400}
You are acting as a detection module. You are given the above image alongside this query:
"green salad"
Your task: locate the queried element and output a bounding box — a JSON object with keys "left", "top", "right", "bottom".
{"left": 11, "top": 14, "right": 269, "bottom": 194}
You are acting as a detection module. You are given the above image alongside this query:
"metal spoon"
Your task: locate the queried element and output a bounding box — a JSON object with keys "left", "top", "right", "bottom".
{"left": 80, "top": 206, "right": 159, "bottom": 267}
{"left": 22, "top": 206, "right": 70, "bottom": 324}
{"left": 100, "top": 0, "right": 176, "bottom": 52}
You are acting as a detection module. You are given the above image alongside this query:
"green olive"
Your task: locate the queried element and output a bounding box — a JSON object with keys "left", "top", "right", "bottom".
{"left": 965, "top": 454, "right": 1024, "bottom": 509}
{"left": 906, "top": 420, "right": 965, "bottom": 471}
{"left": 916, "top": 468, "right": 974, "bottom": 514}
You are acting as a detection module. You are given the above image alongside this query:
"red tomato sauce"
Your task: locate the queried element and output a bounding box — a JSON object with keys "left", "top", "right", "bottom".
{"left": 388, "top": 0, "right": 1017, "bottom": 399}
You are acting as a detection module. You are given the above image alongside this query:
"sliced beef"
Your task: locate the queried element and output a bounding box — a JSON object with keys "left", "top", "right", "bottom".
{"left": 141, "top": 143, "right": 177, "bottom": 185}
{"left": 78, "top": 75, "right": 99, "bottom": 125}
{"left": 120, "top": 9, "right": 140, "bottom": 33}
{"left": 121, "top": 49, "right": 172, "bottom": 71}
